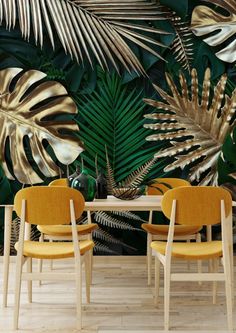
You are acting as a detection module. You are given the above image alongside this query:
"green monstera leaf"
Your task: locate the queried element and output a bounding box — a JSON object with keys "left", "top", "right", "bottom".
{"left": 218, "top": 127, "right": 236, "bottom": 185}
{"left": 0, "top": 166, "right": 13, "bottom": 246}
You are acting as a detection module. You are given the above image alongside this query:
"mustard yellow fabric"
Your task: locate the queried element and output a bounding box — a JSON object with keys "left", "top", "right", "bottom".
{"left": 15, "top": 240, "right": 94, "bottom": 259}
{"left": 37, "top": 223, "right": 98, "bottom": 236}
{"left": 161, "top": 186, "right": 232, "bottom": 226}
{"left": 151, "top": 241, "right": 222, "bottom": 260}
{"left": 49, "top": 178, "right": 68, "bottom": 187}
{"left": 142, "top": 223, "right": 202, "bottom": 236}
{"left": 14, "top": 186, "right": 85, "bottom": 225}
{"left": 147, "top": 178, "right": 190, "bottom": 195}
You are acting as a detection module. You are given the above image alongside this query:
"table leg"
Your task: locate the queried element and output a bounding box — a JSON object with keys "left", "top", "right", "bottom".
{"left": 87, "top": 211, "right": 93, "bottom": 283}
{"left": 3, "top": 207, "right": 13, "bottom": 307}
{"left": 147, "top": 211, "right": 153, "bottom": 286}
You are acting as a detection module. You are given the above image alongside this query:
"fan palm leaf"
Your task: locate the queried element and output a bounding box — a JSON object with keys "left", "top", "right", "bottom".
{"left": 0, "top": 0, "right": 169, "bottom": 74}
{"left": 144, "top": 68, "right": 236, "bottom": 185}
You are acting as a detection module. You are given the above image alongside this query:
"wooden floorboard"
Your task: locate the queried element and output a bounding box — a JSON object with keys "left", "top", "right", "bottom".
{"left": 0, "top": 256, "right": 235, "bottom": 332}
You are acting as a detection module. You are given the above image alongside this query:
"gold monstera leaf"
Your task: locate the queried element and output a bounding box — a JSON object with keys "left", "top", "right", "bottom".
{"left": 0, "top": 68, "right": 83, "bottom": 184}
{"left": 144, "top": 68, "right": 236, "bottom": 185}
{"left": 191, "top": 0, "right": 236, "bottom": 63}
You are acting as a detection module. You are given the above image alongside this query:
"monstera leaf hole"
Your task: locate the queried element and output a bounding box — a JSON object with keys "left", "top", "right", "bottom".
{"left": 0, "top": 68, "right": 83, "bottom": 184}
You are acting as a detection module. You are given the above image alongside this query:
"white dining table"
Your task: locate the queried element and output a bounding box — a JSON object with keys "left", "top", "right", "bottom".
{"left": 1, "top": 195, "right": 163, "bottom": 307}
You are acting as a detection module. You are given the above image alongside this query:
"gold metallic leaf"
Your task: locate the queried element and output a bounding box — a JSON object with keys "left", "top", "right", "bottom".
{"left": 191, "top": 0, "right": 236, "bottom": 63}
{"left": 144, "top": 68, "right": 236, "bottom": 185}
{"left": 0, "top": 67, "right": 83, "bottom": 184}
{"left": 105, "top": 148, "right": 155, "bottom": 197}
{"left": 0, "top": 0, "right": 170, "bottom": 74}
{"left": 165, "top": 8, "right": 193, "bottom": 72}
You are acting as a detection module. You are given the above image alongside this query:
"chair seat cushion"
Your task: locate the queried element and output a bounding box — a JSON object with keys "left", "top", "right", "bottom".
{"left": 15, "top": 240, "right": 94, "bottom": 259}
{"left": 37, "top": 223, "right": 97, "bottom": 236}
{"left": 142, "top": 223, "right": 202, "bottom": 236}
{"left": 151, "top": 241, "right": 222, "bottom": 260}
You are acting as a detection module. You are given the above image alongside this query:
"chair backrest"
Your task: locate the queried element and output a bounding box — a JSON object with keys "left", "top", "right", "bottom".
{"left": 49, "top": 178, "right": 68, "bottom": 187}
{"left": 161, "top": 186, "right": 232, "bottom": 226}
{"left": 147, "top": 178, "right": 190, "bottom": 195}
{"left": 14, "top": 186, "right": 84, "bottom": 225}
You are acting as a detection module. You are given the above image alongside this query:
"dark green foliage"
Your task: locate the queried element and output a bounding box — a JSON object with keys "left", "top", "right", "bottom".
{"left": 74, "top": 71, "right": 167, "bottom": 181}
{"left": 0, "top": 0, "right": 236, "bottom": 253}
{"left": 218, "top": 128, "right": 236, "bottom": 186}
{"left": 0, "top": 166, "right": 13, "bottom": 245}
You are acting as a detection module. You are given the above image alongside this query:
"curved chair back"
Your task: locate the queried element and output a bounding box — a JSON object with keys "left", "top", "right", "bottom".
{"left": 49, "top": 178, "right": 68, "bottom": 187}
{"left": 147, "top": 178, "right": 190, "bottom": 195}
{"left": 161, "top": 186, "right": 232, "bottom": 226}
{"left": 14, "top": 186, "right": 85, "bottom": 225}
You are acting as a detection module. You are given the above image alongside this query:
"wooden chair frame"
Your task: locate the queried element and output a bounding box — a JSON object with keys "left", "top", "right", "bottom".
{"left": 38, "top": 178, "right": 95, "bottom": 282}
{"left": 14, "top": 189, "right": 91, "bottom": 330}
{"left": 145, "top": 178, "right": 201, "bottom": 286}
{"left": 146, "top": 211, "right": 201, "bottom": 285}
{"left": 153, "top": 192, "right": 233, "bottom": 331}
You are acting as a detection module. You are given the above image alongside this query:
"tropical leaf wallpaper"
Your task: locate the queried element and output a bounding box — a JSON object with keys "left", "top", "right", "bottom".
{"left": 0, "top": 0, "right": 236, "bottom": 254}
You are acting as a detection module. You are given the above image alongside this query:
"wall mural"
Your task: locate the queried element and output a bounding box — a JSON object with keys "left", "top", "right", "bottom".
{"left": 0, "top": 67, "right": 83, "bottom": 184}
{"left": 191, "top": 0, "right": 236, "bottom": 63}
{"left": 144, "top": 68, "right": 236, "bottom": 186}
{"left": 0, "top": 0, "right": 236, "bottom": 254}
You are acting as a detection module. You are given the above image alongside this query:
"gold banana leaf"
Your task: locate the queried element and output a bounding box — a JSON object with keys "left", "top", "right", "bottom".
{"left": 0, "top": 0, "right": 169, "bottom": 74}
{"left": 191, "top": 0, "right": 236, "bottom": 63}
{"left": 144, "top": 68, "right": 236, "bottom": 185}
{"left": 0, "top": 67, "right": 83, "bottom": 184}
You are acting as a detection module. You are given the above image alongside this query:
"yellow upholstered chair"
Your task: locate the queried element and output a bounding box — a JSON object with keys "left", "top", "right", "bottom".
{"left": 142, "top": 178, "right": 202, "bottom": 285}
{"left": 47, "top": 178, "right": 69, "bottom": 186}
{"left": 151, "top": 186, "right": 233, "bottom": 331}
{"left": 37, "top": 178, "right": 97, "bottom": 275}
{"left": 13, "top": 186, "right": 94, "bottom": 330}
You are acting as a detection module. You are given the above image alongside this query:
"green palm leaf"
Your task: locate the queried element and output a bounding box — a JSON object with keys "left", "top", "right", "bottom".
{"left": 75, "top": 71, "right": 164, "bottom": 182}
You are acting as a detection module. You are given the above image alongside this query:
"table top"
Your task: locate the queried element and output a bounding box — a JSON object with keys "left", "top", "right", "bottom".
{"left": 84, "top": 195, "right": 162, "bottom": 211}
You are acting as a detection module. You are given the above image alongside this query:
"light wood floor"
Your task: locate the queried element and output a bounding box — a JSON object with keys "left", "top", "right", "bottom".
{"left": 0, "top": 256, "right": 235, "bottom": 333}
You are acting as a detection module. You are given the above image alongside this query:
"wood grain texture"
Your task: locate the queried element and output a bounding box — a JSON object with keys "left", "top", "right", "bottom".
{"left": 0, "top": 256, "right": 235, "bottom": 332}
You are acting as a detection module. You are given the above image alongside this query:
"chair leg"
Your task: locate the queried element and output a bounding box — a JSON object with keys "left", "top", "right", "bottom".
{"left": 14, "top": 255, "right": 23, "bottom": 330}
{"left": 84, "top": 253, "right": 91, "bottom": 304}
{"left": 49, "top": 240, "right": 53, "bottom": 270}
{"left": 196, "top": 233, "right": 202, "bottom": 285}
{"left": 75, "top": 262, "right": 82, "bottom": 330}
{"left": 212, "top": 258, "right": 219, "bottom": 305}
{"left": 164, "top": 267, "right": 171, "bottom": 331}
{"left": 38, "top": 258, "right": 43, "bottom": 286}
{"left": 38, "top": 234, "right": 44, "bottom": 286}
{"left": 154, "top": 256, "right": 160, "bottom": 306}
{"left": 187, "top": 239, "right": 191, "bottom": 271}
{"left": 27, "top": 258, "right": 32, "bottom": 303}
{"left": 223, "top": 253, "right": 233, "bottom": 331}
{"left": 89, "top": 249, "right": 93, "bottom": 285}
{"left": 3, "top": 207, "right": 12, "bottom": 308}
{"left": 147, "top": 234, "right": 152, "bottom": 286}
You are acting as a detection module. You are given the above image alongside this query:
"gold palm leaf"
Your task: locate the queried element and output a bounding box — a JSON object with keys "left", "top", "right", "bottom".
{"left": 0, "top": 67, "right": 83, "bottom": 184}
{"left": 144, "top": 68, "right": 236, "bottom": 185}
{"left": 191, "top": 0, "right": 236, "bottom": 63}
{"left": 164, "top": 8, "right": 193, "bottom": 72}
{"left": 0, "top": 0, "right": 169, "bottom": 74}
